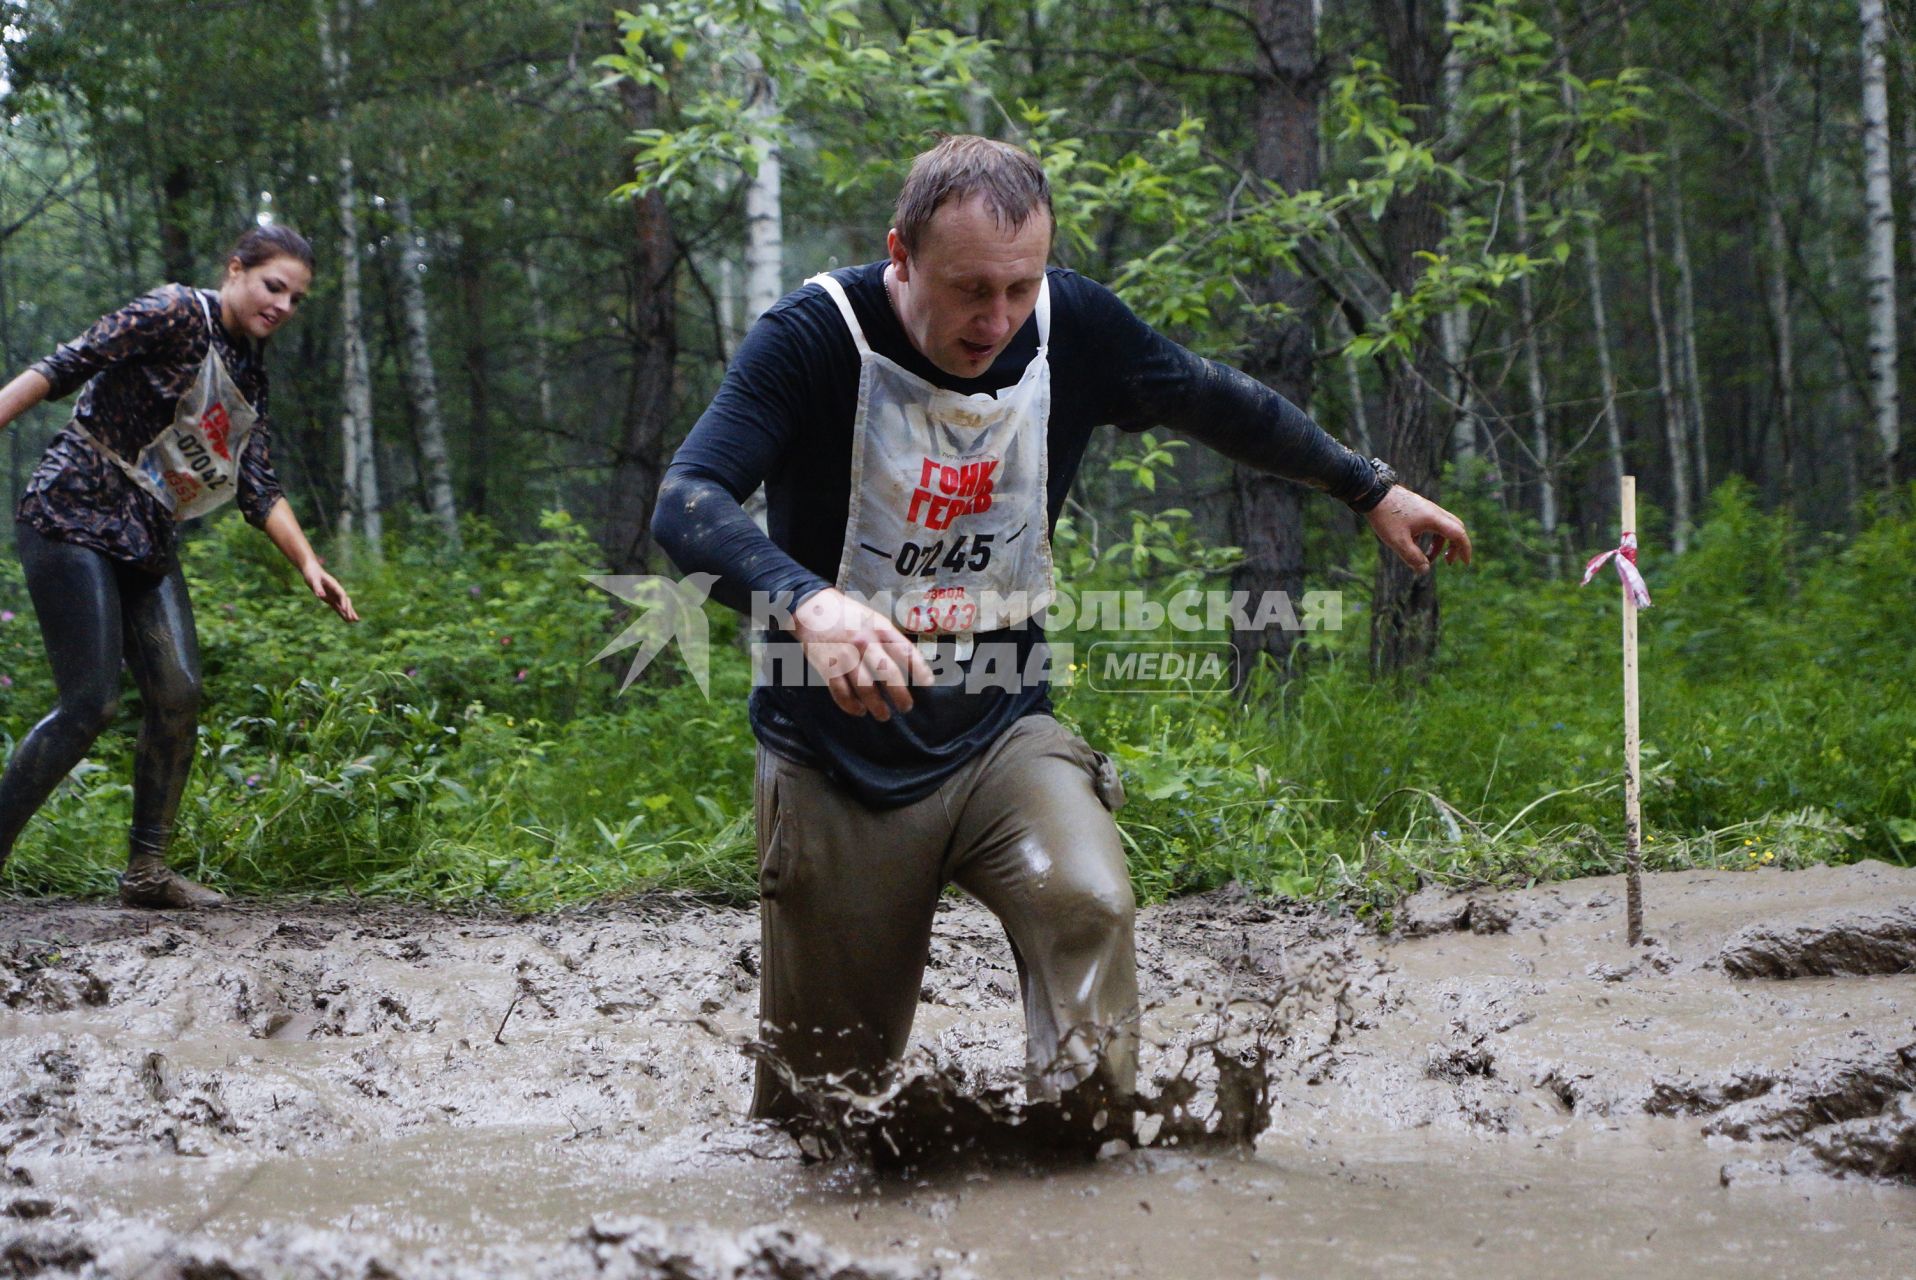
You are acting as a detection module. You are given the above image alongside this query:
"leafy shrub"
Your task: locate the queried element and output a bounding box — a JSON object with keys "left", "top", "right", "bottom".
{"left": 1, "top": 481, "right": 1911, "bottom": 907}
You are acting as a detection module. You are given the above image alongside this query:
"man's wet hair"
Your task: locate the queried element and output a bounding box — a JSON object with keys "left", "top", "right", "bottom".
{"left": 893, "top": 135, "right": 1053, "bottom": 252}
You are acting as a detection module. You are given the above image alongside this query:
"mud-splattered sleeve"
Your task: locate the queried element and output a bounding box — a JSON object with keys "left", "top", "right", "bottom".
{"left": 653, "top": 303, "right": 839, "bottom": 616}
{"left": 29, "top": 287, "right": 197, "bottom": 401}
{"left": 1064, "top": 275, "right": 1377, "bottom": 507}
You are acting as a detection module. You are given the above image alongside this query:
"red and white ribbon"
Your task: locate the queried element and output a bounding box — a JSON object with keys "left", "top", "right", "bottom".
{"left": 1581, "top": 532, "right": 1652, "bottom": 608}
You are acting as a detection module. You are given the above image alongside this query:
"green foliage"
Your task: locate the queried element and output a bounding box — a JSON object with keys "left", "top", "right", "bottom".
{"left": 1052, "top": 476, "right": 1916, "bottom": 910}
{"left": 1008, "top": 0, "right": 1659, "bottom": 385}
{"left": 2, "top": 487, "right": 1912, "bottom": 909}
{"left": 604, "top": 0, "right": 993, "bottom": 207}
{"left": 0, "top": 509, "right": 756, "bottom": 908}
{"left": 2, "top": 0, "right": 1908, "bottom": 916}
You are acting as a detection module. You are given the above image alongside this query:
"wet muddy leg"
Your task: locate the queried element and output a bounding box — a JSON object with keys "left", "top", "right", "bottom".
{"left": 949, "top": 716, "right": 1139, "bottom": 1109}
{"left": 750, "top": 748, "right": 947, "bottom": 1124}
{"left": 0, "top": 524, "right": 126, "bottom": 872}
{"left": 117, "top": 564, "right": 218, "bottom": 909}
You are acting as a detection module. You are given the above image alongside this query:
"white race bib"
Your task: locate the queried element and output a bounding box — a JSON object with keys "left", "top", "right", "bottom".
{"left": 810, "top": 271, "right": 1055, "bottom": 635}
{"left": 74, "top": 289, "right": 260, "bottom": 522}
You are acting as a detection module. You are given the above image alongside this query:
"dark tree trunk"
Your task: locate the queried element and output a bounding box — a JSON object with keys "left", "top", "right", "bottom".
{"left": 1372, "top": 365, "right": 1445, "bottom": 675}
{"left": 373, "top": 247, "right": 429, "bottom": 510}
{"left": 1369, "top": 0, "right": 1448, "bottom": 678}
{"left": 0, "top": 232, "right": 17, "bottom": 511}
{"left": 459, "top": 227, "right": 491, "bottom": 516}
{"left": 157, "top": 162, "right": 194, "bottom": 284}
{"left": 101, "top": 137, "right": 141, "bottom": 294}
{"left": 1229, "top": 0, "right": 1322, "bottom": 687}
{"left": 287, "top": 318, "right": 331, "bottom": 504}
{"left": 604, "top": 79, "right": 679, "bottom": 574}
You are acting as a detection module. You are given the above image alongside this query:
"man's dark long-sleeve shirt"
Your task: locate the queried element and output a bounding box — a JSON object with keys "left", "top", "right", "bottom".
{"left": 653, "top": 262, "right": 1374, "bottom": 806}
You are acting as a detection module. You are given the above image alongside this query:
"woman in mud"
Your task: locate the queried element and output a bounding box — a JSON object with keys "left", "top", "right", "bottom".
{"left": 0, "top": 224, "right": 356, "bottom": 908}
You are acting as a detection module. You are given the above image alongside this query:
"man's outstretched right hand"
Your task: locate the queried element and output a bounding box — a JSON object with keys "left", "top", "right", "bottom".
{"left": 791, "top": 588, "right": 937, "bottom": 721}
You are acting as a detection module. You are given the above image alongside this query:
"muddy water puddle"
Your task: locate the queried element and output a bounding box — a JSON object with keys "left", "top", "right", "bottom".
{"left": 5, "top": 864, "right": 1914, "bottom": 1278}
{"left": 49, "top": 1118, "right": 1916, "bottom": 1278}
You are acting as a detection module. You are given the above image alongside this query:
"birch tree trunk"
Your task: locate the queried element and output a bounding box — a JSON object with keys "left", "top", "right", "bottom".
{"left": 1509, "top": 105, "right": 1555, "bottom": 546}
{"left": 717, "top": 256, "right": 739, "bottom": 350}
{"left": 741, "top": 49, "right": 783, "bottom": 328}
{"left": 1754, "top": 28, "right": 1798, "bottom": 500}
{"left": 391, "top": 189, "right": 460, "bottom": 550}
{"left": 524, "top": 255, "right": 565, "bottom": 512}
{"left": 1229, "top": 0, "right": 1320, "bottom": 685}
{"left": 458, "top": 230, "right": 492, "bottom": 517}
{"left": 1638, "top": 174, "right": 1692, "bottom": 551}
{"left": 318, "top": 0, "right": 381, "bottom": 556}
{"left": 1610, "top": 1, "right": 1688, "bottom": 546}
{"left": 0, "top": 223, "right": 17, "bottom": 509}
{"left": 1860, "top": 0, "right": 1902, "bottom": 482}
{"left": 1667, "top": 152, "right": 1708, "bottom": 498}
{"left": 1550, "top": 13, "right": 1626, "bottom": 498}
{"left": 1581, "top": 218, "right": 1626, "bottom": 492}
{"left": 740, "top": 46, "right": 781, "bottom": 534}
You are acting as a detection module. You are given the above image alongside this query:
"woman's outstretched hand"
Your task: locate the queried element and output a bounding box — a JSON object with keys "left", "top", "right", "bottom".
{"left": 263, "top": 499, "right": 358, "bottom": 622}
{"left": 303, "top": 560, "right": 359, "bottom": 623}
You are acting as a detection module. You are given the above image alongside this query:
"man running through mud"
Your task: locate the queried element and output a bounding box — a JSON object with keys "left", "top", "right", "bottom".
{"left": 652, "top": 135, "right": 1470, "bottom": 1135}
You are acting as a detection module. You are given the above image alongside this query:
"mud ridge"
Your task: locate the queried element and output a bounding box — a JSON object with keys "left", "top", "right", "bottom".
{"left": 1692, "top": 1042, "right": 1916, "bottom": 1183}
{"left": 1788, "top": 1092, "right": 1916, "bottom": 1181}
{"left": 1697, "top": 1043, "right": 1916, "bottom": 1144}
{"left": 0, "top": 1198, "right": 962, "bottom": 1280}
{"left": 1391, "top": 886, "right": 1573, "bottom": 938}
{"left": 1716, "top": 903, "right": 1916, "bottom": 979}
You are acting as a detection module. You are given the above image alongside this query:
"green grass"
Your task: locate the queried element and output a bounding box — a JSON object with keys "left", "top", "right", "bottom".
{"left": 1053, "top": 479, "right": 1915, "bottom": 914}
{"left": 1, "top": 482, "right": 1911, "bottom": 912}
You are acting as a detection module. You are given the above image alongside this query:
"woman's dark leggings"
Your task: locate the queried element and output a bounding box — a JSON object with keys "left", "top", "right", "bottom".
{"left": 0, "top": 522, "right": 202, "bottom": 863}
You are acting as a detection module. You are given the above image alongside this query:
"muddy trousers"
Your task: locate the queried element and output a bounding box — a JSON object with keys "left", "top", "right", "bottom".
{"left": 751, "top": 714, "right": 1137, "bottom": 1121}
{"left": 0, "top": 522, "right": 202, "bottom": 866}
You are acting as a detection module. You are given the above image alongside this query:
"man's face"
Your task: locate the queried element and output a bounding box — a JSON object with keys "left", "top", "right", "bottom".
{"left": 889, "top": 194, "right": 1051, "bottom": 379}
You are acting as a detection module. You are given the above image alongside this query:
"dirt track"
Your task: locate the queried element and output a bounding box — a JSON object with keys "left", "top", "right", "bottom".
{"left": 2, "top": 861, "right": 1912, "bottom": 1278}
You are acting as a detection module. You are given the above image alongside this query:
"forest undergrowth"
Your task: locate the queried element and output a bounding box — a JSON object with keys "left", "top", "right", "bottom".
{"left": 1, "top": 477, "right": 1910, "bottom": 920}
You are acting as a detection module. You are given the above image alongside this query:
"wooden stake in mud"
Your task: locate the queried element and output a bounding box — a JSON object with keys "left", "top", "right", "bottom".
{"left": 1580, "top": 477, "right": 1654, "bottom": 947}
{"left": 1620, "top": 477, "right": 1644, "bottom": 946}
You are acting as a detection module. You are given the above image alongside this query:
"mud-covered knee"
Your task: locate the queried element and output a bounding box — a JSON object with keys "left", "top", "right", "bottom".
{"left": 1048, "top": 875, "right": 1135, "bottom": 947}
{"left": 146, "top": 675, "right": 203, "bottom": 725}
{"left": 62, "top": 691, "right": 122, "bottom": 738}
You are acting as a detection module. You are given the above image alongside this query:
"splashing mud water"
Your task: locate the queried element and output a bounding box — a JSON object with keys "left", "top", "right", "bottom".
{"left": 741, "top": 938, "right": 1356, "bottom": 1173}
{"left": 2, "top": 863, "right": 1913, "bottom": 1278}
